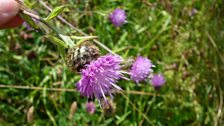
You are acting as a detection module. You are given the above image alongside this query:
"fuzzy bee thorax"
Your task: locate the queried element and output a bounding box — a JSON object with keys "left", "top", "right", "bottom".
{"left": 66, "top": 41, "right": 100, "bottom": 71}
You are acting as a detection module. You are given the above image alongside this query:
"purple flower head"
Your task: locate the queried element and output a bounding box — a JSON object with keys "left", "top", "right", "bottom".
{"left": 130, "top": 56, "right": 154, "bottom": 83}
{"left": 77, "top": 54, "right": 123, "bottom": 101}
{"left": 109, "top": 8, "right": 126, "bottom": 27}
{"left": 86, "top": 101, "right": 96, "bottom": 114}
{"left": 151, "top": 74, "right": 166, "bottom": 88}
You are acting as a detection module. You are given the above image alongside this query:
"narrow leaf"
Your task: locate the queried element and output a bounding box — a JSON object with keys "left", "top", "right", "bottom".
{"left": 45, "top": 35, "right": 67, "bottom": 48}
{"left": 19, "top": 12, "right": 39, "bottom": 29}
{"left": 58, "top": 46, "right": 66, "bottom": 62}
{"left": 70, "top": 36, "right": 98, "bottom": 40}
{"left": 116, "top": 111, "right": 131, "bottom": 125}
{"left": 46, "top": 107, "right": 57, "bottom": 126}
{"left": 59, "top": 34, "right": 75, "bottom": 47}
{"left": 44, "top": 5, "right": 67, "bottom": 21}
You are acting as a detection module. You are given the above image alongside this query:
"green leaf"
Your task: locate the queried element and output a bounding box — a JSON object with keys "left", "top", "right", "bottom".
{"left": 39, "top": 76, "right": 50, "bottom": 86}
{"left": 58, "top": 46, "right": 66, "bottom": 62}
{"left": 19, "top": 12, "right": 39, "bottom": 29}
{"left": 44, "top": 5, "right": 67, "bottom": 21}
{"left": 45, "top": 106, "right": 57, "bottom": 126}
{"left": 70, "top": 35, "right": 98, "bottom": 46}
{"left": 116, "top": 111, "right": 131, "bottom": 125}
{"left": 59, "top": 34, "right": 75, "bottom": 47}
{"left": 45, "top": 35, "right": 68, "bottom": 48}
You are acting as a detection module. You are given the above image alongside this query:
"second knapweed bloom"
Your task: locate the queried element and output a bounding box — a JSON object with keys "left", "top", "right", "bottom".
{"left": 130, "top": 56, "right": 154, "bottom": 83}
{"left": 109, "top": 8, "right": 126, "bottom": 27}
{"left": 76, "top": 54, "right": 123, "bottom": 101}
{"left": 151, "top": 74, "right": 166, "bottom": 88}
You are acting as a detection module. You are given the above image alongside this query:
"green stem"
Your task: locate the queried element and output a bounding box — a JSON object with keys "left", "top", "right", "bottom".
{"left": 21, "top": 10, "right": 61, "bottom": 36}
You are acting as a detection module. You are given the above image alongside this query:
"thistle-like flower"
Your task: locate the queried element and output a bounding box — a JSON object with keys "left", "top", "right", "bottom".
{"left": 130, "top": 56, "right": 154, "bottom": 83}
{"left": 76, "top": 54, "right": 123, "bottom": 101}
{"left": 86, "top": 101, "right": 96, "bottom": 114}
{"left": 109, "top": 8, "right": 126, "bottom": 27}
{"left": 151, "top": 74, "right": 165, "bottom": 88}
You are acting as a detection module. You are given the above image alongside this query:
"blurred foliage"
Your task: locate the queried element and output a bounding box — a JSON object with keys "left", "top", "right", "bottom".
{"left": 0, "top": 0, "right": 224, "bottom": 126}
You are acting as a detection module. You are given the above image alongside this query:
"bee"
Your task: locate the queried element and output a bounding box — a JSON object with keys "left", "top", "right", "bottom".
{"left": 66, "top": 41, "right": 100, "bottom": 71}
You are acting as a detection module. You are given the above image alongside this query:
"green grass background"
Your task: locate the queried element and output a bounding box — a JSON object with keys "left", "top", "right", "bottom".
{"left": 0, "top": 0, "right": 223, "bottom": 125}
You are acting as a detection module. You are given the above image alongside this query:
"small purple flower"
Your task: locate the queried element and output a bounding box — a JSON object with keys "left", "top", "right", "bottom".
{"left": 23, "top": 22, "right": 32, "bottom": 31}
{"left": 151, "top": 74, "right": 166, "bottom": 88}
{"left": 77, "top": 54, "right": 123, "bottom": 101}
{"left": 130, "top": 56, "right": 154, "bottom": 83}
{"left": 86, "top": 102, "right": 96, "bottom": 114}
{"left": 109, "top": 8, "right": 126, "bottom": 27}
{"left": 22, "top": 18, "right": 39, "bottom": 31}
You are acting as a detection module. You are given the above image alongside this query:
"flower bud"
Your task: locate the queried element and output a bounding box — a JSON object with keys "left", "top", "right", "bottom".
{"left": 68, "top": 101, "right": 77, "bottom": 120}
{"left": 102, "top": 100, "right": 116, "bottom": 116}
{"left": 86, "top": 101, "right": 96, "bottom": 114}
{"left": 27, "top": 106, "right": 34, "bottom": 123}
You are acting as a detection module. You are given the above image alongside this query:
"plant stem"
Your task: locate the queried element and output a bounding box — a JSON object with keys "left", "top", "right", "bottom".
{"left": 38, "top": 0, "right": 116, "bottom": 55}
{"left": 21, "top": 10, "right": 61, "bottom": 36}
{"left": 0, "top": 84, "right": 162, "bottom": 96}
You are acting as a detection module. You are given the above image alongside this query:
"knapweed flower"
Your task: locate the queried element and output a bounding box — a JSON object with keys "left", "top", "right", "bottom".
{"left": 109, "top": 8, "right": 126, "bottom": 27}
{"left": 76, "top": 54, "right": 123, "bottom": 101}
{"left": 86, "top": 101, "right": 96, "bottom": 114}
{"left": 130, "top": 56, "right": 154, "bottom": 83}
{"left": 151, "top": 74, "right": 166, "bottom": 88}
